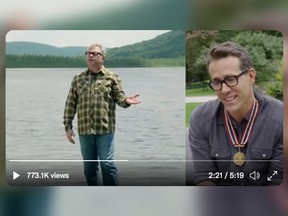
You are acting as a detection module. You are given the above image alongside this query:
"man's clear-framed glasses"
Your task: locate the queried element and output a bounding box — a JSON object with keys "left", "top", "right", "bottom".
{"left": 85, "top": 51, "right": 103, "bottom": 57}
{"left": 208, "top": 69, "right": 249, "bottom": 91}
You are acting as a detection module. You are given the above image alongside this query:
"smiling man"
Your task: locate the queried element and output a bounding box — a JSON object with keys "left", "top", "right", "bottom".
{"left": 188, "top": 41, "right": 283, "bottom": 186}
{"left": 63, "top": 43, "right": 141, "bottom": 186}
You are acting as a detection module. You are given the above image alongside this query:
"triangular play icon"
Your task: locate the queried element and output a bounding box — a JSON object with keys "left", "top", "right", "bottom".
{"left": 13, "top": 171, "right": 20, "bottom": 180}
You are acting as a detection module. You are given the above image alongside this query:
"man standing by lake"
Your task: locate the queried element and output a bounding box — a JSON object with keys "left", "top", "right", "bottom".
{"left": 188, "top": 41, "right": 283, "bottom": 186}
{"left": 63, "top": 43, "right": 141, "bottom": 186}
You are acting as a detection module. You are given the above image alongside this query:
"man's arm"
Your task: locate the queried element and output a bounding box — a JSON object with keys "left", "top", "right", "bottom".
{"left": 111, "top": 73, "right": 140, "bottom": 107}
{"left": 111, "top": 73, "right": 129, "bottom": 107}
{"left": 63, "top": 77, "right": 77, "bottom": 143}
{"left": 188, "top": 106, "right": 218, "bottom": 185}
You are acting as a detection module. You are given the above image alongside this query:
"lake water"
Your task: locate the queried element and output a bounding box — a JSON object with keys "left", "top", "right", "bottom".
{"left": 6, "top": 67, "right": 186, "bottom": 186}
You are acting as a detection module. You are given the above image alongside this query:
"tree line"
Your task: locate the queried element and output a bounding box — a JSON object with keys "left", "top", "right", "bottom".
{"left": 6, "top": 54, "right": 184, "bottom": 68}
{"left": 186, "top": 30, "right": 283, "bottom": 84}
{"left": 185, "top": 30, "right": 283, "bottom": 99}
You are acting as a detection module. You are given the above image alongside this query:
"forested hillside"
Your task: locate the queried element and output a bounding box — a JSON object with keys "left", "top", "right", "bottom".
{"left": 6, "top": 31, "right": 185, "bottom": 68}
{"left": 6, "top": 42, "right": 85, "bottom": 57}
{"left": 108, "top": 31, "right": 184, "bottom": 59}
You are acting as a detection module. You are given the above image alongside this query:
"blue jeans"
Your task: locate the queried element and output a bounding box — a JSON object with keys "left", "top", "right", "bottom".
{"left": 79, "top": 133, "right": 118, "bottom": 186}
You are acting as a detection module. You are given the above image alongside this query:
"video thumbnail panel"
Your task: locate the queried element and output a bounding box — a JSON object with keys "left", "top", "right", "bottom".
{"left": 6, "top": 30, "right": 186, "bottom": 186}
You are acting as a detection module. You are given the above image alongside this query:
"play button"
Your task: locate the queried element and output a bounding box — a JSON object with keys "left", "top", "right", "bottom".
{"left": 13, "top": 171, "right": 20, "bottom": 180}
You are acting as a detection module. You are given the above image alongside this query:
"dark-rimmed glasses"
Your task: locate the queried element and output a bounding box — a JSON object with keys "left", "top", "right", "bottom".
{"left": 85, "top": 51, "right": 102, "bottom": 57}
{"left": 208, "top": 69, "right": 249, "bottom": 91}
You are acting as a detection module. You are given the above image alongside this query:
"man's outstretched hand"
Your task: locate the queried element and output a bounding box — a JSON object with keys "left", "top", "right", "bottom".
{"left": 125, "top": 94, "right": 141, "bottom": 105}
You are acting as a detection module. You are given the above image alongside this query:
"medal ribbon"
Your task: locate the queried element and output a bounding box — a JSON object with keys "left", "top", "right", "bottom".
{"left": 224, "top": 98, "right": 259, "bottom": 147}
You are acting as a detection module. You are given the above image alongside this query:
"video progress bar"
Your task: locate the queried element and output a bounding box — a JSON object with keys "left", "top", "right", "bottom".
{"left": 9, "top": 159, "right": 280, "bottom": 162}
{"left": 9, "top": 159, "right": 129, "bottom": 162}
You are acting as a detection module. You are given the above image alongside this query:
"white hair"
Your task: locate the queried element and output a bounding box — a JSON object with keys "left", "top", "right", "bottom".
{"left": 87, "top": 43, "right": 106, "bottom": 57}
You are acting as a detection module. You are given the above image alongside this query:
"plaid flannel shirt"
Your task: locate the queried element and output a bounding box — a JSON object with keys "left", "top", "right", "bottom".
{"left": 63, "top": 66, "right": 130, "bottom": 135}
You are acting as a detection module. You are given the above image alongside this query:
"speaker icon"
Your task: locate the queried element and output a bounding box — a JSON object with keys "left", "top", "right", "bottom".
{"left": 249, "top": 171, "right": 260, "bottom": 180}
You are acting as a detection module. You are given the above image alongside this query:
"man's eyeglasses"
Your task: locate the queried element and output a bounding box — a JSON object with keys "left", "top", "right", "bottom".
{"left": 85, "top": 51, "right": 102, "bottom": 57}
{"left": 208, "top": 69, "right": 249, "bottom": 91}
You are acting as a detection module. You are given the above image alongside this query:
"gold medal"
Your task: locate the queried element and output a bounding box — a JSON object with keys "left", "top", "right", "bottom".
{"left": 233, "top": 152, "right": 245, "bottom": 166}
{"left": 224, "top": 99, "right": 259, "bottom": 167}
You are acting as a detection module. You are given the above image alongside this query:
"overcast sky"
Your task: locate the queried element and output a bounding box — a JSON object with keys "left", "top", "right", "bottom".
{"left": 6, "top": 30, "right": 170, "bottom": 48}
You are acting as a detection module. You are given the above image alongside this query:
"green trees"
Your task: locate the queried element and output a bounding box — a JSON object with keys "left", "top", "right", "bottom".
{"left": 6, "top": 54, "right": 86, "bottom": 68}
{"left": 230, "top": 31, "right": 282, "bottom": 84}
{"left": 6, "top": 54, "right": 184, "bottom": 68}
{"left": 266, "top": 60, "right": 283, "bottom": 100}
{"left": 186, "top": 30, "right": 218, "bottom": 82}
{"left": 186, "top": 30, "right": 283, "bottom": 97}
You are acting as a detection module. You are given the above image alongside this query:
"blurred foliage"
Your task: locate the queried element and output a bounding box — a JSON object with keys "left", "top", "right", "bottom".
{"left": 186, "top": 30, "right": 218, "bottom": 82}
{"left": 186, "top": 30, "right": 283, "bottom": 85}
{"left": 230, "top": 31, "right": 283, "bottom": 83}
{"left": 191, "top": 0, "right": 288, "bottom": 29}
{"left": 266, "top": 59, "right": 283, "bottom": 100}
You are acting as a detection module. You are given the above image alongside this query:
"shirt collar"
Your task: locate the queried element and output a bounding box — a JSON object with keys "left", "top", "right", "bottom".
{"left": 85, "top": 65, "right": 107, "bottom": 76}
{"left": 217, "top": 91, "right": 264, "bottom": 125}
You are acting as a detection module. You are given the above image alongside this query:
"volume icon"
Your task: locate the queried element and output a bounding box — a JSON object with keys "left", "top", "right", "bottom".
{"left": 249, "top": 171, "right": 260, "bottom": 180}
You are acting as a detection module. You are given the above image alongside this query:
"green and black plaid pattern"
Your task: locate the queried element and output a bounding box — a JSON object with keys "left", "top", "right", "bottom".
{"left": 63, "top": 66, "right": 130, "bottom": 135}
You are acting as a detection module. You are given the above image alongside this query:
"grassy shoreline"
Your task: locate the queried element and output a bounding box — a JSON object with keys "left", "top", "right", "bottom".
{"left": 186, "top": 102, "right": 203, "bottom": 127}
